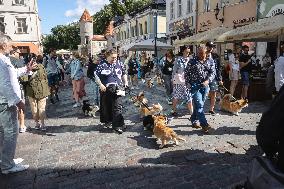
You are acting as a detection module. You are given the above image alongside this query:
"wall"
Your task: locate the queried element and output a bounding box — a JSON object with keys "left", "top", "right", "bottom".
{"left": 197, "top": 0, "right": 257, "bottom": 33}
{"left": 0, "top": 0, "right": 41, "bottom": 53}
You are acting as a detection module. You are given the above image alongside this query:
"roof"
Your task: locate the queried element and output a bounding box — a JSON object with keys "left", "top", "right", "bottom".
{"left": 80, "top": 9, "right": 93, "bottom": 22}
{"left": 92, "top": 35, "right": 107, "bottom": 41}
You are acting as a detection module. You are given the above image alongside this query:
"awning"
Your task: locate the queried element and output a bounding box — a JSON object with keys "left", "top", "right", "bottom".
{"left": 56, "top": 49, "right": 72, "bottom": 54}
{"left": 127, "top": 39, "right": 174, "bottom": 51}
{"left": 173, "top": 27, "right": 232, "bottom": 46}
{"left": 217, "top": 14, "right": 284, "bottom": 42}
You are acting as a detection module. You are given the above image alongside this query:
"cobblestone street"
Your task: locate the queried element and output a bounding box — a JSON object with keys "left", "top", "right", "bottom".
{"left": 0, "top": 79, "right": 268, "bottom": 189}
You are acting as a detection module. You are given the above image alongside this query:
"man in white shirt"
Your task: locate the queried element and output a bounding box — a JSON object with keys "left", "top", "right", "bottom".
{"left": 0, "top": 35, "right": 35, "bottom": 174}
{"left": 275, "top": 45, "right": 284, "bottom": 92}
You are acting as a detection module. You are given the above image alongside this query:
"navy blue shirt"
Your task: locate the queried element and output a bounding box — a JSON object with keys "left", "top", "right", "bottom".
{"left": 96, "top": 59, "right": 126, "bottom": 86}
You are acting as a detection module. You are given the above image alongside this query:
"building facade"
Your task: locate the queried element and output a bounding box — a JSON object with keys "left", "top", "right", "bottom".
{"left": 197, "top": 0, "right": 257, "bottom": 33}
{"left": 112, "top": 1, "right": 166, "bottom": 54}
{"left": 166, "top": 0, "right": 197, "bottom": 45}
{"left": 0, "top": 0, "right": 42, "bottom": 55}
{"left": 91, "top": 35, "right": 107, "bottom": 55}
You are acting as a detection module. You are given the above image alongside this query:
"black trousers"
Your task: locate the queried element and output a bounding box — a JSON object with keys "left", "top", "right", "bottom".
{"left": 100, "top": 90, "right": 124, "bottom": 129}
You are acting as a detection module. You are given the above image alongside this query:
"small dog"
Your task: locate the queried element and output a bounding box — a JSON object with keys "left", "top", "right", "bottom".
{"left": 156, "top": 75, "right": 163, "bottom": 85}
{"left": 220, "top": 94, "right": 248, "bottom": 115}
{"left": 146, "top": 78, "right": 154, "bottom": 88}
{"left": 153, "top": 115, "right": 186, "bottom": 148}
{"left": 140, "top": 103, "right": 163, "bottom": 118}
{"left": 82, "top": 100, "right": 99, "bottom": 117}
{"left": 131, "top": 92, "right": 148, "bottom": 107}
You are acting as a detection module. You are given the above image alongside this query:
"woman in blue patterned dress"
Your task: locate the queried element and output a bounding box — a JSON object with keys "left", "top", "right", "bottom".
{"left": 171, "top": 46, "right": 193, "bottom": 116}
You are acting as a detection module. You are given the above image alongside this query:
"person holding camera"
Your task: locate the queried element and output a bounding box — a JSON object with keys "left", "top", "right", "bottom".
{"left": 95, "top": 49, "right": 128, "bottom": 134}
{"left": 25, "top": 59, "right": 50, "bottom": 131}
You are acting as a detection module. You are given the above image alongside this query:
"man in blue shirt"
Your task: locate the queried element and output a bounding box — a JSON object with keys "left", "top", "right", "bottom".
{"left": 185, "top": 46, "right": 215, "bottom": 134}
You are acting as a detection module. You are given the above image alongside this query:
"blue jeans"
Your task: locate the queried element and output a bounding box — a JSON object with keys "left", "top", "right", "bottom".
{"left": 91, "top": 81, "right": 100, "bottom": 106}
{"left": 190, "top": 85, "right": 210, "bottom": 127}
{"left": 0, "top": 104, "right": 18, "bottom": 170}
{"left": 163, "top": 74, "right": 173, "bottom": 99}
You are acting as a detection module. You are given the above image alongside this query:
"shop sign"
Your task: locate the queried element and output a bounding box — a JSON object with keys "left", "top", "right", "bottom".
{"left": 169, "top": 17, "right": 193, "bottom": 33}
{"left": 233, "top": 17, "right": 255, "bottom": 27}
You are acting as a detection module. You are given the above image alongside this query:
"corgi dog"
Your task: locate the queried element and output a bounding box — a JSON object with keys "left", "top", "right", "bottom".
{"left": 140, "top": 103, "right": 163, "bottom": 118}
{"left": 146, "top": 78, "right": 154, "bottom": 88}
{"left": 220, "top": 94, "right": 248, "bottom": 115}
{"left": 153, "top": 115, "right": 186, "bottom": 148}
{"left": 156, "top": 75, "right": 163, "bottom": 85}
{"left": 131, "top": 92, "right": 148, "bottom": 107}
{"left": 82, "top": 100, "right": 99, "bottom": 117}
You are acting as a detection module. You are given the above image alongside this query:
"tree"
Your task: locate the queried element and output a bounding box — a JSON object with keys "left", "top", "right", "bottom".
{"left": 42, "top": 23, "right": 80, "bottom": 52}
{"left": 92, "top": 0, "right": 152, "bottom": 35}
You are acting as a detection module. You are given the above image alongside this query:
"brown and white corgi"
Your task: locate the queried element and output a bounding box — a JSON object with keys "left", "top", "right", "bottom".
{"left": 153, "top": 115, "right": 186, "bottom": 148}
{"left": 220, "top": 94, "right": 248, "bottom": 115}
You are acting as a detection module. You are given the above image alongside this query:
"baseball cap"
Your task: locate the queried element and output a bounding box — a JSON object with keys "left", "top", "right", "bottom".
{"left": 205, "top": 41, "right": 215, "bottom": 48}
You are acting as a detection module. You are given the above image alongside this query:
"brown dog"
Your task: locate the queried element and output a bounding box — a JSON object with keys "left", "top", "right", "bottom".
{"left": 153, "top": 115, "right": 186, "bottom": 148}
{"left": 220, "top": 94, "right": 248, "bottom": 115}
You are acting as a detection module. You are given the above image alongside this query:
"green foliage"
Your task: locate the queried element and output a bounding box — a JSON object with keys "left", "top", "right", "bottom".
{"left": 42, "top": 23, "right": 80, "bottom": 52}
{"left": 93, "top": 0, "right": 152, "bottom": 35}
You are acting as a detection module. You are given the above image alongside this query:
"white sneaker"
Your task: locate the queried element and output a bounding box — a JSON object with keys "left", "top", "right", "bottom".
{"left": 130, "top": 87, "right": 134, "bottom": 90}
{"left": 73, "top": 102, "right": 81, "bottom": 108}
{"left": 19, "top": 127, "right": 27, "bottom": 133}
{"left": 1, "top": 164, "right": 29, "bottom": 174}
{"left": 40, "top": 124, "right": 47, "bottom": 131}
{"left": 0, "top": 158, "right": 24, "bottom": 164}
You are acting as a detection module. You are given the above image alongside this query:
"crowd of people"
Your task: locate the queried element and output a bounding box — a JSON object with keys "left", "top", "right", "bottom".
{"left": 1, "top": 32, "right": 284, "bottom": 176}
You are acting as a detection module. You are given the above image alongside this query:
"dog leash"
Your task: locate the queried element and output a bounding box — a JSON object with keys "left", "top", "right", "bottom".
{"left": 218, "top": 85, "right": 237, "bottom": 101}
{"left": 125, "top": 88, "right": 152, "bottom": 111}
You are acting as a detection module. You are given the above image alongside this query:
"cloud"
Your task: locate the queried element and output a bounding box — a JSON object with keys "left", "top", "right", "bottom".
{"left": 65, "top": 0, "right": 110, "bottom": 18}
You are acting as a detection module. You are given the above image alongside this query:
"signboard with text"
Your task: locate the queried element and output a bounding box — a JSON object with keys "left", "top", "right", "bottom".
{"left": 258, "top": 0, "right": 284, "bottom": 18}
{"left": 169, "top": 17, "right": 193, "bottom": 33}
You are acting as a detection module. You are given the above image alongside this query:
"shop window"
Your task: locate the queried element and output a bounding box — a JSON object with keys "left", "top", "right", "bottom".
{"left": 177, "top": 0, "right": 182, "bottom": 17}
{"left": 16, "top": 18, "right": 27, "bottom": 34}
{"left": 204, "top": 0, "right": 210, "bottom": 12}
{"left": 170, "top": 1, "right": 174, "bottom": 20}
{"left": 0, "top": 17, "right": 5, "bottom": 34}
{"left": 187, "top": 0, "right": 193, "bottom": 13}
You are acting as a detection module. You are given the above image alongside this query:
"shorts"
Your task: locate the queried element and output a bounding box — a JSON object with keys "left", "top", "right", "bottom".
{"left": 240, "top": 71, "right": 250, "bottom": 86}
{"left": 47, "top": 73, "right": 60, "bottom": 87}
{"left": 209, "top": 79, "right": 218, "bottom": 92}
{"left": 229, "top": 70, "right": 239, "bottom": 81}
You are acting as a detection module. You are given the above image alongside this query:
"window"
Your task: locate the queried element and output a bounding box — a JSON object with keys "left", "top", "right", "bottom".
{"left": 170, "top": 2, "right": 174, "bottom": 20}
{"left": 177, "top": 0, "right": 182, "bottom": 17}
{"left": 144, "top": 21, "right": 148, "bottom": 34}
{"left": 14, "top": 0, "right": 25, "bottom": 5}
{"left": 99, "top": 42, "right": 101, "bottom": 47}
{"left": 0, "top": 17, "right": 4, "bottom": 34}
{"left": 187, "top": 0, "right": 193, "bottom": 13}
{"left": 0, "top": 0, "right": 3, "bottom": 5}
{"left": 139, "top": 23, "right": 143, "bottom": 35}
{"left": 16, "top": 18, "right": 27, "bottom": 33}
{"left": 204, "top": 0, "right": 210, "bottom": 12}
{"left": 85, "top": 36, "right": 89, "bottom": 44}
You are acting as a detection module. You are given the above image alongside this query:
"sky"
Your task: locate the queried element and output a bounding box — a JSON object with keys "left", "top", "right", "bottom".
{"left": 38, "top": 0, "right": 110, "bottom": 34}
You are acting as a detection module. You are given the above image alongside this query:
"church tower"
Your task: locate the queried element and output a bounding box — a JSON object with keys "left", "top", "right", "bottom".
{"left": 79, "top": 9, "right": 93, "bottom": 46}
